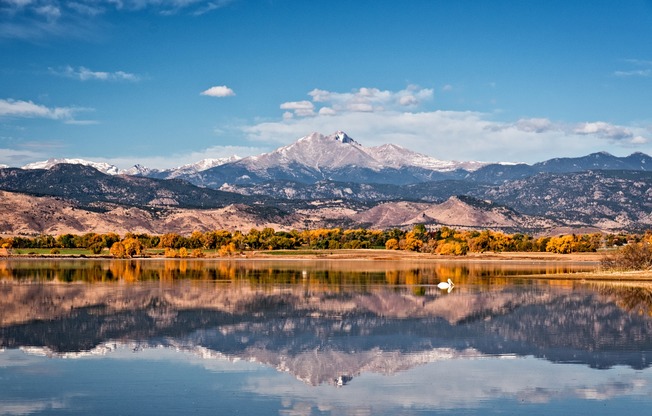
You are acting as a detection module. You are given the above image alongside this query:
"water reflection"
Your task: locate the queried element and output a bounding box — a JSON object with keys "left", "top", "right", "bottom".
{"left": 1, "top": 259, "right": 651, "bottom": 415}
{"left": 0, "top": 258, "right": 593, "bottom": 285}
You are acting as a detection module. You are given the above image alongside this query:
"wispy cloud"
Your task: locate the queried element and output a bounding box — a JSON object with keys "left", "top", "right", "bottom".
{"left": 0, "top": 0, "right": 235, "bottom": 40}
{"left": 0, "top": 98, "right": 92, "bottom": 122}
{"left": 85, "top": 144, "right": 263, "bottom": 170}
{"left": 0, "top": 140, "right": 64, "bottom": 167}
{"left": 614, "top": 59, "right": 652, "bottom": 77}
{"left": 241, "top": 86, "right": 651, "bottom": 163}
{"left": 614, "top": 69, "right": 652, "bottom": 77}
{"left": 51, "top": 65, "right": 141, "bottom": 82}
{"left": 0, "top": 98, "right": 74, "bottom": 119}
{"left": 106, "top": 0, "right": 234, "bottom": 14}
{"left": 201, "top": 85, "right": 235, "bottom": 97}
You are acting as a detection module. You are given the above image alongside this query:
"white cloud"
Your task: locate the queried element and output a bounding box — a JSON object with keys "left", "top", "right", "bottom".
{"left": 513, "top": 118, "right": 557, "bottom": 133}
{"left": 52, "top": 66, "right": 141, "bottom": 82}
{"left": 0, "top": 98, "right": 80, "bottom": 120}
{"left": 305, "top": 85, "right": 433, "bottom": 114}
{"left": 318, "top": 107, "right": 336, "bottom": 116}
{"left": 201, "top": 85, "right": 236, "bottom": 98}
{"left": 573, "top": 121, "right": 639, "bottom": 142}
{"left": 240, "top": 87, "right": 652, "bottom": 163}
{"left": 280, "top": 100, "right": 315, "bottom": 117}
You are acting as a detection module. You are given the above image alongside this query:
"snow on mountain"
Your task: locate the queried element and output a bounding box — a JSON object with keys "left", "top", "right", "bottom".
{"left": 364, "top": 143, "right": 487, "bottom": 172}
{"left": 241, "top": 131, "right": 379, "bottom": 173}
{"left": 18, "top": 155, "right": 241, "bottom": 178}
{"left": 165, "top": 156, "right": 241, "bottom": 178}
{"left": 122, "top": 157, "right": 241, "bottom": 178}
{"left": 22, "top": 158, "right": 120, "bottom": 175}
{"left": 238, "top": 131, "right": 486, "bottom": 174}
{"left": 121, "top": 164, "right": 158, "bottom": 176}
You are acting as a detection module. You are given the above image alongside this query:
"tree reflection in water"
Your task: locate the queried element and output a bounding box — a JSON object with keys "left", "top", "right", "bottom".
{"left": 2, "top": 259, "right": 652, "bottom": 414}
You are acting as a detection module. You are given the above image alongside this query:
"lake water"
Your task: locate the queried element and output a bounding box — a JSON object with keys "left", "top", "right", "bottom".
{"left": 1, "top": 258, "right": 652, "bottom": 415}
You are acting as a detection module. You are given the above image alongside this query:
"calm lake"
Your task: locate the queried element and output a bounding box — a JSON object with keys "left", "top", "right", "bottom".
{"left": 1, "top": 258, "right": 652, "bottom": 415}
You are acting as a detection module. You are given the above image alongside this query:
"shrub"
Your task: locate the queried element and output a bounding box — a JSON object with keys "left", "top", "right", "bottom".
{"left": 89, "top": 242, "right": 104, "bottom": 255}
{"left": 601, "top": 243, "right": 652, "bottom": 271}
{"left": 49, "top": 248, "right": 60, "bottom": 255}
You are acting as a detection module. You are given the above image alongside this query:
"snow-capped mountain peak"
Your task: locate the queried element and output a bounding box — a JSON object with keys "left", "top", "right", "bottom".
{"left": 121, "top": 164, "right": 156, "bottom": 176}
{"left": 22, "top": 158, "right": 120, "bottom": 175}
{"left": 184, "top": 156, "right": 241, "bottom": 171}
{"left": 330, "top": 130, "right": 360, "bottom": 145}
{"left": 163, "top": 156, "right": 242, "bottom": 179}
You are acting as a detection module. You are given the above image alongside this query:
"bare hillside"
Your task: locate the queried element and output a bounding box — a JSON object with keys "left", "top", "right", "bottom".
{"left": 0, "top": 191, "right": 293, "bottom": 235}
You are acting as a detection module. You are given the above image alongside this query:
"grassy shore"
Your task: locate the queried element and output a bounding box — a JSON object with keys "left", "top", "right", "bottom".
{"left": 0, "top": 248, "right": 614, "bottom": 263}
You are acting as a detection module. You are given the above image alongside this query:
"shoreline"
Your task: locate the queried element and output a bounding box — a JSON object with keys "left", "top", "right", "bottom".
{"left": 2, "top": 249, "right": 605, "bottom": 262}
{"left": 4, "top": 249, "right": 651, "bottom": 281}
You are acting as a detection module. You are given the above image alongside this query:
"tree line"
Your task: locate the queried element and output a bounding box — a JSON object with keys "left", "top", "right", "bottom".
{"left": 2, "top": 226, "right": 650, "bottom": 258}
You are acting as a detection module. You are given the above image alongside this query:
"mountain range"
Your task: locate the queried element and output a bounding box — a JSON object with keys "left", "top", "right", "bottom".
{"left": 2, "top": 131, "right": 652, "bottom": 234}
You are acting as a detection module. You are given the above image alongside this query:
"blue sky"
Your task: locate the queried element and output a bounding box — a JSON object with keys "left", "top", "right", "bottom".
{"left": 1, "top": 0, "right": 651, "bottom": 169}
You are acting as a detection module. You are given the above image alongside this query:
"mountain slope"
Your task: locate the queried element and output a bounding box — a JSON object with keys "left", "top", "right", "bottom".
{"left": 469, "top": 152, "right": 652, "bottom": 184}
{"left": 194, "top": 131, "right": 474, "bottom": 187}
{"left": 353, "top": 196, "right": 555, "bottom": 230}
{"left": 0, "top": 164, "right": 254, "bottom": 210}
{"left": 479, "top": 170, "right": 652, "bottom": 230}
{"left": 0, "top": 191, "right": 292, "bottom": 235}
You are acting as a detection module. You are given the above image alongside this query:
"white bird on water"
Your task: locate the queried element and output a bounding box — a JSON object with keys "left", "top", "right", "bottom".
{"left": 437, "top": 279, "right": 454, "bottom": 290}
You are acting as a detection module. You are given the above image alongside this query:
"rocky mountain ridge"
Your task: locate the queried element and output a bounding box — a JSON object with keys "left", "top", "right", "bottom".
{"left": 16, "top": 132, "right": 652, "bottom": 188}
{"left": 2, "top": 131, "right": 652, "bottom": 234}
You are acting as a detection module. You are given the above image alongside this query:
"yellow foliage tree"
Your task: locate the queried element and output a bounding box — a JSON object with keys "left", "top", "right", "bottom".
{"left": 218, "top": 242, "right": 238, "bottom": 257}
{"left": 122, "top": 237, "right": 143, "bottom": 257}
{"left": 385, "top": 238, "right": 399, "bottom": 250}
{"left": 437, "top": 241, "right": 467, "bottom": 256}
{"left": 546, "top": 235, "right": 574, "bottom": 254}
{"left": 110, "top": 242, "right": 127, "bottom": 258}
{"left": 404, "top": 236, "right": 424, "bottom": 252}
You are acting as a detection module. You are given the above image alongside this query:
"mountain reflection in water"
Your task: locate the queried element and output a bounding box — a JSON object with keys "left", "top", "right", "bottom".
{"left": 2, "top": 259, "right": 651, "bottom": 384}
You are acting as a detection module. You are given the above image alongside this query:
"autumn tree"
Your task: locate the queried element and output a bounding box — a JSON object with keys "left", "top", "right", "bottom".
{"left": 160, "top": 233, "right": 182, "bottom": 249}
{"left": 122, "top": 237, "right": 143, "bottom": 257}
{"left": 110, "top": 242, "right": 127, "bottom": 258}
{"left": 385, "top": 238, "right": 399, "bottom": 250}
